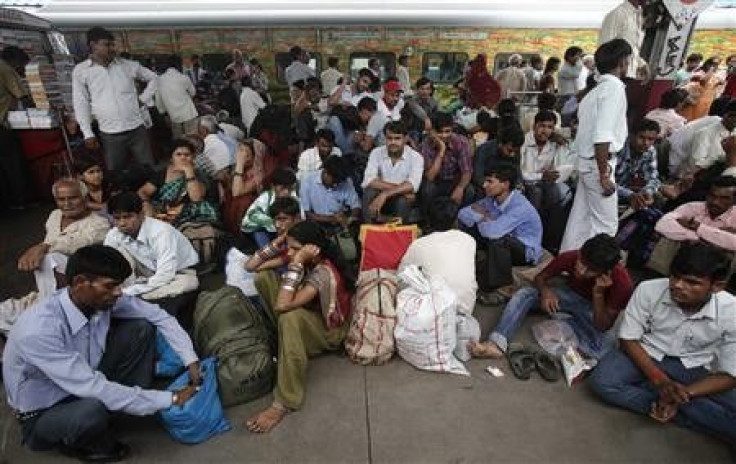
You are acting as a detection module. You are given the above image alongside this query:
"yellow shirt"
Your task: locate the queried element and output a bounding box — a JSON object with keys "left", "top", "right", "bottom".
{"left": 0, "top": 59, "right": 27, "bottom": 124}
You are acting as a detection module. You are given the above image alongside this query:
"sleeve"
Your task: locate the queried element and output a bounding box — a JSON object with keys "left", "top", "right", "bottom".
{"left": 608, "top": 268, "right": 634, "bottom": 314}
{"left": 48, "top": 216, "right": 110, "bottom": 255}
{"left": 408, "top": 152, "right": 425, "bottom": 192}
{"left": 406, "top": 99, "right": 429, "bottom": 121}
{"left": 121, "top": 229, "right": 181, "bottom": 296}
{"left": 72, "top": 66, "right": 95, "bottom": 139}
{"left": 244, "top": 191, "right": 275, "bottom": 231}
{"left": 299, "top": 177, "right": 313, "bottom": 213}
{"left": 696, "top": 223, "right": 736, "bottom": 251}
{"left": 618, "top": 283, "right": 654, "bottom": 341}
{"left": 154, "top": 88, "right": 165, "bottom": 115}
{"left": 135, "top": 62, "right": 158, "bottom": 106}
{"left": 713, "top": 323, "right": 736, "bottom": 378}
{"left": 18, "top": 329, "right": 172, "bottom": 415}
{"left": 328, "top": 117, "right": 348, "bottom": 152}
{"left": 643, "top": 152, "right": 662, "bottom": 196}
{"left": 592, "top": 85, "right": 626, "bottom": 146}
{"left": 186, "top": 76, "right": 196, "bottom": 97}
{"left": 344, "top": 180, "right": 361, "bottom": 209}
{"left": 477, "top": 206, "right": 527, "bottom": 240}
{"left": 457, "top": 137, "right": 472, "bottom": 175}
{"left": 113, "top": 295, "right": 198, "bottom": 367}
{"left": 558, "top": 63, "right": 581, "bottom": 80}
{"left": 654, "top": 204, "right": 701, "bottom": 242}
{"left": 539, "top": 251, "right": 576, "bottom": 279}
{"left": 457, "top": 203, "right": 483, "bottom": 228}
{"left": 361, "top": 151, "right": 380, "bottom": 189}
{"left": 520, "top": 149, "right": 542, "bottom": 182}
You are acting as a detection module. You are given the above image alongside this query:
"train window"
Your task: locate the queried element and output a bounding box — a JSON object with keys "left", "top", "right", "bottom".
{"left": 492, "top": 53, "right": 540, "bottom": 75}
{"left": 274, "top": 52, "right": 321, "bottom": 84}
{"left": 349, "top": 52, "right": 395, "bottom": 81}
{"left": 422, "top": 52, "right": 468, "bottom": 83}
{"left": 201, "top": 53, "right": 232, "bottom": 77}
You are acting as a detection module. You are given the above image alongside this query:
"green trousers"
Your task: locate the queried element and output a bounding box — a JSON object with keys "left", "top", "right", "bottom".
{"left": 255, "top": 270, "right": 347, "bottom": 410}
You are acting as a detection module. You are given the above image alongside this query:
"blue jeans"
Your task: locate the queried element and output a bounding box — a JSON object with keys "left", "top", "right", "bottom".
{"left": 590, "top": 349, "right": 736, "bottom": 444}
{"left": 489, "top": 285, "right": 615, "bottom": 359}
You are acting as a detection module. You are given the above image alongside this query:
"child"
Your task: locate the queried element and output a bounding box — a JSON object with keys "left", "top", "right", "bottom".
{"left": 74, "top": 154, "right": 108, "bottom": 213}
{"left": 241, "top": 167, "right": 299, "bottom": 248}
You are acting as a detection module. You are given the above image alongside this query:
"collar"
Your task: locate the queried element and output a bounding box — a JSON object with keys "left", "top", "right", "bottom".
{"left": 598, "top": 73, "right": 625, "bottom": 88}
{"left": 495, "top": 190, "right": 515, "bottom": 212}
{"left": 119, "top": 216, "right": 151, "bottom": 244}
{"left": 710, "top": 205, "right": 735, "bottom": 223}
{"left": 663, "top": 290, "right": 717, "bottom": 320}
{"left": 383, "top": 146, "right": 407, "bottom": 161}
{"left": 59, "top": 288, "right": 91, "bottom": 335}
{"left": 85, "top": 57, "right": 121, "bottom": 68}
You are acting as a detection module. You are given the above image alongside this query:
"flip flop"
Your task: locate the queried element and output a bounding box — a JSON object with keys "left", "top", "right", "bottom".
{"left": 507, "top": 343, "right": 535, "bottom": 380}
{"left": 477, "top": 291, "right": 510, "bottom": 306}
{"left": 534, "top": 351, "right": 560, "bottom": 382}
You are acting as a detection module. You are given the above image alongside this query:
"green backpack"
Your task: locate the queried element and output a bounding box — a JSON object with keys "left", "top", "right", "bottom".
{"left": 193, "top": 286, "right": 276, "bottom": 407}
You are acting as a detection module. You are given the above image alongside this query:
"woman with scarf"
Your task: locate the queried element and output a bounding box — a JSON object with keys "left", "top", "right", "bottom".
{"left": 246, "top": 221, "right": 356, "bottom": 433}
{"left": 138, "top": 138, "right": 219, "bottom": 226}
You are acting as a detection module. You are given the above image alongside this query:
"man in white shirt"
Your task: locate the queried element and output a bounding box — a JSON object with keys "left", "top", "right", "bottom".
{"left": 598, "top": 0, "right": 644, "bottom": 78}
{"left": 396, "top": 54, "right": 412, "bottom": 96}
{"left": 72, "top": 27, "right": 157, "bottom": 172}
{"left": 104, "top": 192, "right": 199, "bottom": 303}
{"left": 561, "top": 39, "right": 632, "bottom": 252}
{"left": 668, "top": 116, "right": 722, "bottom": 178}
{"left": 284, "top": 46, "right": 315, "bottom": 100}
{"left": 155, "top": 54, "right": 198, "bottom": 139}
{"left": 239, "top": 76, "right": 266, "bottom": 134}
{"left": 197, "top": 115, "right": 234, "bottom": 177}
{"left": 400, "top": 197, "right": 477, "bottom": 315}
{"left": 680, "top": 101, "right": 736, "bottom": 178}
{"left": 365, "top": 79, "right": 405, "bottom": 147}
{"left": 521, "top": 111, "right": 574, "bottom": 254}
{"left": 362, "top": 121, "right": 424, "bottom": 224}
{"left": 297, "top": 128, "right": 342, "bottom": 183}
{"left": 558, "top": 46, "right": 584, "bottom": 97}
{"left": 578, "top": 54, "right": 595, "bottom": 90}
{"left": 590, "top": 243, "right": 736, "bottom": 444}
{"left": 320, "top": 57, "right": 342, "bottom": 96}
{"left": 328, "top": 68, "right": 375, "bottom": 108}
{"left": 495, "top": 54, "right": 527, "bottom": 101}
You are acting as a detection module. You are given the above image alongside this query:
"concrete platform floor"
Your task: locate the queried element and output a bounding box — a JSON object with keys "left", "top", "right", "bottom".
{"left": 1, "top": 205, "right": 734, "bottom": 463}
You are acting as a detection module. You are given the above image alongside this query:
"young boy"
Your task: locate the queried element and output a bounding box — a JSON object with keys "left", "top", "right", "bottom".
{"left": 241, "top": 168, "right": 299, "bottom": 248}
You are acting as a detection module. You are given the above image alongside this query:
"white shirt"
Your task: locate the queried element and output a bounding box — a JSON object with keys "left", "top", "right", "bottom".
{"left": 297, "top": 146, "right": 342, "bottom": 182}
{"left": 519, "top": 131, "right": 573, "bottom": 182}
{"left": 575, "top": 74, "right": 628, "bottom": 160}
{"left": 577, "top": 65, "right": 591, "bottom": 90}
{"left": 73, "top": 58, "right": 157, "bottom": 139}
{"left": 104, "top": 217, "right": 198, "bottom": 296}
{"left": 154, "top": 68, "right": 197, "bottom": 124}
{"left": 362, "top": 145, "right": 424, "bottom": 192}
{"left": 683, "top": 120, "right": 735, "bottom": 174}
{"left": 668, "top": 116, "right": 722, "bottom": 177}
{"left": 377, "top": 97, "right": 404, "bottom": 122}
{"left": 399, "top": 230, "right": 477, "bottom": 315}
{"left": 239, "top": 87, "right": 266, "bottom": 132}
{"left": 397, "top": 65, "right": 413, "bottom": 96}
{"left": 285, "top": 61, "right": 315, "bottom": 87}
{"left": 320, "top": 67, "right": 342, "bottom": 95}
{"left": 619, "top": 279, "right": 736, "bottom": 376}
{"left": 558, "top": 62, "right": 583, "bottom": 96}
{"left": 219, "top": 122, "right": 245, "bottom": 142}
{"left": 495, "top": 66, "right": 527, "bottom": 99}
{"left": 599, "top": 1, "right": 643, "bottom": 78}
{"left": 203, "top": 134, "right": 233, "bottom": 172}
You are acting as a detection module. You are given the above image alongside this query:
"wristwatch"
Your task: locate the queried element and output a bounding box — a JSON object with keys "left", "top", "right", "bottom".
{"left": 172, "top": 391, "right": 180, "bottom": 406}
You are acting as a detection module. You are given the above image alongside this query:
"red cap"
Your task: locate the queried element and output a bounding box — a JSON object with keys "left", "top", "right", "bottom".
{"left": 383, "top": 80, "right": 403, "bottom": 93}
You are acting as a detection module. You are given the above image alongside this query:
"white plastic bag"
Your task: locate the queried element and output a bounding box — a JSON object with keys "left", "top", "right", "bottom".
{"left": 532, "top": 318, "right": 579, "bottom": 357}
{"left": 560, "top": 346, "right": 597, "bottom": 387}
{"left": 224, "top": 247, "right": 258, "bottom": 297}
{"left": 454, "top": 313, "right": 481, "bottom": 362}
{"left": 394, "top": 265, "right": 468, "bottom": 376}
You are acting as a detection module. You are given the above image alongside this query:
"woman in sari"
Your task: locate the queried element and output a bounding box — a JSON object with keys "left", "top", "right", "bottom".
{"left": 222, "top": 138, "right": 268, "bottom": 234}
{"left": 138, "top": 138, "right": 219, "bottom": 226}
{"left": 246, "top": 221, "right": 356, "bottom": 433}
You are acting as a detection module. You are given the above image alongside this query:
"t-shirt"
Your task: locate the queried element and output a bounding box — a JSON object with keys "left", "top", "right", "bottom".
{"left": 541, "top": 250, "right": 633, "bottom": 328}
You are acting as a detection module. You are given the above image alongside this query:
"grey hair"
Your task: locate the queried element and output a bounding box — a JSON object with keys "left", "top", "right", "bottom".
{"left": 509, "top": 54, "right": 523, "bottom": 66}
{"left": 52, "top": 177, "right": 88, "bottom": 199}
{"left": 198, "top": 115, "right": 220, "bottom": 134}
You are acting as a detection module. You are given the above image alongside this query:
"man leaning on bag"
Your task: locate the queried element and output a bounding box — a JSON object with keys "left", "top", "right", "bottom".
{"left": 2, "top": 245, "right": 201, "bottom": 463}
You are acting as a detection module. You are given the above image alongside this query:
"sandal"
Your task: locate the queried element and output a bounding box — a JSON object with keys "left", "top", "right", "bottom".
{"left": 534, "top": 351, "right": 560, "bottom": 382}
{"left": 507, "top": 343, "right": 535, "bottom": 380}
{"left": 477, "top": 291, "right": 510, "bottom": 306}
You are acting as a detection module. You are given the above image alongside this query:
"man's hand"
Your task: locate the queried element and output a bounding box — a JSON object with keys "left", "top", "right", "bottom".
{"left": 540, "top": 288, "right": 560, "bottom": 314}
{"left": 550, "top": 132, "right": 569, "bottom": 146}
{"left": 172, "top": 384, "right": 199, "bottom": 407}
{"left": 470, "top": 203, "right": 493, "bottom": 221}
{"left": 428, "top": 133, "right": 446, "bottom": 154}
{"left": 600, "top": 176, "right": 616, "bottom": 197}
{"left": 676, "top": 217, "right": 700, "bottom": 231}
{"left": 368, "top": 193, "right": 387, "bottom": 217}
{"left": 593, "top": 273, "right": 613, "bottom": 295}
{"left": 541, "top": 170, "right": 560, "bottom": 183}
{"left": 84, "top": 137, "right": 100, "bottom": 151}
{"left": 656, "top": 378, "right": 691, "bottom": 406}
{"left": 333, "top": 212, "right": 348, "bottom": 227}
{"left": 722, "top": 136, "right": 736, "bottom": 157}
{"left": 18, "top": 244, "right": 49, "bottom": 272}
{"left": 629, "top": 192, "right": 650, "bottom": 211}
{"left": 271, "top": 234, "right": 287, "bottom": 247}
{"left": 450, "top": 186, "right": 464, "bottom": 205}
{"left": 187, "top": 361, "right": 202, "bottom": 386}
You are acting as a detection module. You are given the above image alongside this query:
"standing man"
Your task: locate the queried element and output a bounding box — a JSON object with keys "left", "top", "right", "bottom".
{"left": 558, "top": 46, "right": 584, "bottom": 98}
{"left": 284, "top": 46, "right": 315, "bottom": 101}
{"left": 560, "top": 39, "right": 632, "bottom": 252}
{"left": 0, "top": 45, "right": 31, "bottom": 211}
{"left": 155, "top": 54, "right": 198, "bottom": 139}
{"left": 396, "top": 54, "right": 412, "bottom": 96}
{"left": 184, "top": 54, "right": 205, "bottom": 86}
{"left": 495, "top": 54, "right": 527, "bottom": 101}
{"left": 320, "top": 57, "right": 342, "bottom": 96}
{"left": 599, "top": 0, "right": 643, "bottom": 78}
{"left": 72, "top": 27, "right": 157, "bottom": 172}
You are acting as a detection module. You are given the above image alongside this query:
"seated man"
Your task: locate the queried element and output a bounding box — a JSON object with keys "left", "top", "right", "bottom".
{"left": 458, "top": 163, "right": 543, "bottom": 304}
{"left": 590, "top": 243, "right": 736, "bottom": 444}
{"left": 473, "top": 127, "right": 525, "bottom": 194}
{"left": 615, "top": 118, "right": 661, "bottom": 212}
{"left": 400, "top": 197, "right": 477, "bottom": 315}
{"left": 419, "top": 112, "right": 473, "bottom": 215}
{"left": 103, "top": 192, "right": 200, "bottom": 324}
{"left": 655, "top": 177, "right": 736, "bottom": 260}
{"left": 520, "top": 110, "right": 574, "bottom": 253}
{"left": 471, "top": 233, "right": 633, "bottom": 360}
{"left": 677, "top": 101, "right": 736, "bottom": 179}
{"left": 361, "top": 121, "right": 424, "bottom": 224}
{"left": 3, "top": 245, "right": 199, "bottom": 462}
{"left": 17, "top": 179, "right": 110, "bottom": 297}
{"left": 300, "top": 155, "right": 361, "bottom": 233}
{"left": 296, "top": 128, "right": 342, "bottom": 183}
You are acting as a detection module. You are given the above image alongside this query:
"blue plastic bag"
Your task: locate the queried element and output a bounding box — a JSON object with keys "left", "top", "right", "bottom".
{"left": 159, "top": 357, "right": 232, "bottom": 444}
{"left": 156, "top": 331, "right": 185, "bottom": 378}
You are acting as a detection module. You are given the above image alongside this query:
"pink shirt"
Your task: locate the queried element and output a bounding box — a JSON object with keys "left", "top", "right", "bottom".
{"left": 655, "top": 202, "right": 736, "bottom": 251}
{"left": 644, "top": 108, "right": 686, "bottom": 138}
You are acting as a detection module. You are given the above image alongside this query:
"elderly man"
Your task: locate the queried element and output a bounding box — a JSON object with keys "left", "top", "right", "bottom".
{"left": 495, "top": 54, "right": 527, "bottom": 101}
{"left": 72, "top": 27, "right": 157, "bottom": 172}
{"left": 1, "top": 179, "right": 110, "bottom": 333}
{"left": 3, "top": 245, "right": 200, "bottom": 462}
{"left": 197, "top": 115, "right": 235, "bottom": 181}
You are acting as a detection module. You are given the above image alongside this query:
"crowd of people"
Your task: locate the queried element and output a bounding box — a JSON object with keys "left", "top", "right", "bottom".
{"left": 2, "top": 0, "right": 736, "bottom": 458}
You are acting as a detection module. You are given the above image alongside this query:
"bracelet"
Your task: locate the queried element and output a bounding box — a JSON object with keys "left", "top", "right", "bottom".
{"left": 256, "top": 242, "right": 282, "bottom": 261}
{"left": 185, "top": 177, "right": 197, "bottom": 182}
{"left": 233, "top": 171, "right": 244, "bottom": 177}
{"left": 647, "top": 368, "right": 668, "bottom": 386}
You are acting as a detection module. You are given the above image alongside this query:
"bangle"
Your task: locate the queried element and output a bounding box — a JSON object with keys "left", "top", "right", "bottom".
{"left": 648, "top": 368, "right": 668, "bottom": 386}
{"left": 233, "top": 171, "right": 244, "bottom": 177}
{"left": 185, "top": 177, "right": 197, "bottom": 182}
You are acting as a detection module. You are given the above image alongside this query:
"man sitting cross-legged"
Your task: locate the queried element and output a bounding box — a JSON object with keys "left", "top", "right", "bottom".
{"left": 471, "top": 233, "right": 634, "bottom": 360}
{"left": 2, "top": 245, "right": 200, "bottom": 463}
{"left": 590, "top": 243, "right": 736, "bottom": 445}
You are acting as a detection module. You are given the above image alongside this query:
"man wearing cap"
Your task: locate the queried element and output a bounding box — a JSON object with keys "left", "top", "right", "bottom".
{"left": 366, "top": 78, "right": 405, "bottom": 147}
{"left": 285, "top": 46, "right": 315, "bottom": 103}
{"left": 495, "top": 54, "right": 527, "bottom": 102}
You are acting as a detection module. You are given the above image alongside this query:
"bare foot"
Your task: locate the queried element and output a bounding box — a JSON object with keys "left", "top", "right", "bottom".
{"left": 649, "top": 401, "right": 677, "bottom": 423}
{"left": 245, "top": 403, "right": 288, "bottom": 433}
{"left": 470, "top": 341, "right": 504, "bottom": 359}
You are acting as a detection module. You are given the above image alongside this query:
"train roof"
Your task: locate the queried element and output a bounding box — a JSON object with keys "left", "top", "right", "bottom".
{"left": 18, "top": 0, "right": 736, "bottom": 29}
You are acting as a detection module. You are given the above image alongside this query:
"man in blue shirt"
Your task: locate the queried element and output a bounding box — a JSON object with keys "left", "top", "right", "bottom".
{"left": 458, "top": 162, "right": 543, "bottom": 304}
{"left": 2, "top": 245, "right": 200, "bottom": 462}
{"left": 300, "top": 155, "right": 361, "bottom": 228}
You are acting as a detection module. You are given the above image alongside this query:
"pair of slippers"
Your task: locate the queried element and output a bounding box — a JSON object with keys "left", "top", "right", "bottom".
{"left": 507, "top": 343, "right": 559, "bottom": 382}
